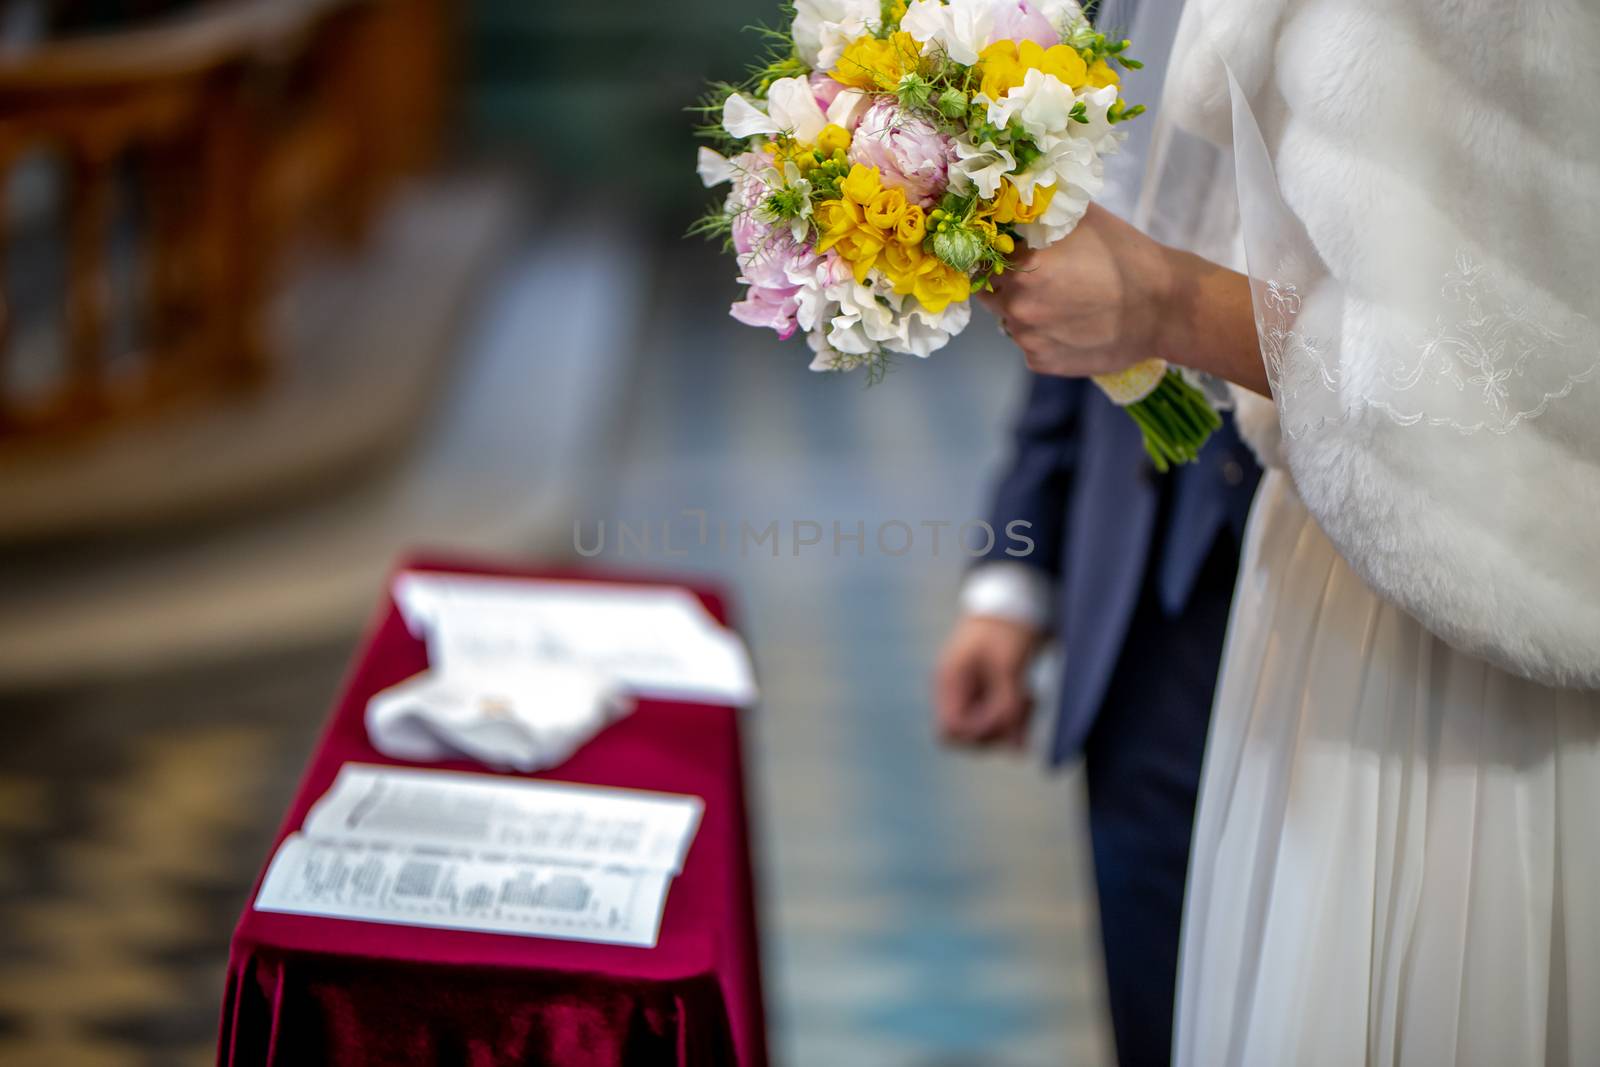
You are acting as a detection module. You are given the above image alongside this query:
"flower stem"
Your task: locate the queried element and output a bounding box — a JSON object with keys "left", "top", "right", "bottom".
{"left": 1123, "top": 370, "right": 1220, "bottom": 473}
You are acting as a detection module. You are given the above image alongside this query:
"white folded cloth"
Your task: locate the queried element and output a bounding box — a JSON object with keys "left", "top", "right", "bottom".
{"left": 365, "top": 661, "right": 632, "bottom": 772}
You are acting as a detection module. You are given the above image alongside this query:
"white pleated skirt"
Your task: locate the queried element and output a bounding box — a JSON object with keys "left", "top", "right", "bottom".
{"left": 1175, "top": 470, "right": 1600, "bottom": 1067}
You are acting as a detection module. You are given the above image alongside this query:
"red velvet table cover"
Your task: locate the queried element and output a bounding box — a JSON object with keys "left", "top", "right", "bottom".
{"left": 217, "top": 557, "right": 767, "bottom": 1067}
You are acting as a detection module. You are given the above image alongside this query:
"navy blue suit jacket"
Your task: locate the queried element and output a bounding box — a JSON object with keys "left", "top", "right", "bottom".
{"left": 982, "top": 374, "right": 1261, "bottom": 765}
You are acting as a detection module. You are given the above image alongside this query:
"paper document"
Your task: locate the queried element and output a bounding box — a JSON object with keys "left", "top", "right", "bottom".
{"left": 256, "top": 765, "right": 703, "bottom": 947}
{"left": 392, "top": 573, "right": 758, "bottom": 706}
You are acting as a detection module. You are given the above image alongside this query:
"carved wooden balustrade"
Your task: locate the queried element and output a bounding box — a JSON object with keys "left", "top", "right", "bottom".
{"left": 0, "top": 0, "right": 447, "bottom": 442}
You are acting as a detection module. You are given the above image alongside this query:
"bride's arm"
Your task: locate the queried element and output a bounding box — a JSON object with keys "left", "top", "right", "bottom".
{"left": 982, "top": 203, "right": 1268, "bottom": 397}
{"left": 1157, "top": 248, "right": 1265, "bottom": 397}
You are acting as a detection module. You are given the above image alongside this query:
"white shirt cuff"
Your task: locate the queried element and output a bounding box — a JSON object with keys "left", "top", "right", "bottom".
{"left": 959, "top": 562, "right": 1054, "bottom": 629}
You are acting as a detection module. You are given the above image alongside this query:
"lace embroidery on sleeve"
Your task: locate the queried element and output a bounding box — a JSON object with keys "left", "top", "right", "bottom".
{"left": 1256, "top": 253, "right": 1598, "bottom": 440}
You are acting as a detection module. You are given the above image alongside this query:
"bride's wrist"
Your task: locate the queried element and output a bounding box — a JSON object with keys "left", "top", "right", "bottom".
{"left": 1151, "top": 246, "right": 1270, "bottom": 396}
{"left": 1152, "top": 244, "right": 1205, "bottom": 369}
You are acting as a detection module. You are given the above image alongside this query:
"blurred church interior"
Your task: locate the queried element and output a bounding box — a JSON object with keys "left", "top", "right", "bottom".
{"left": 0, "top": 2, "right": 1114, "bottom": 1063}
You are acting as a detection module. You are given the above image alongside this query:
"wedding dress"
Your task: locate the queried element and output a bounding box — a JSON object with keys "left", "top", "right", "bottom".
{"left": 1150, "top": 0, "right": 1600, "bottom": 1063}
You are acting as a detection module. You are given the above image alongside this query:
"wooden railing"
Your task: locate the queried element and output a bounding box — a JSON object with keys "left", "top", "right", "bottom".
{"left": 0, "top": 0, "right": 448, "bottom": 442}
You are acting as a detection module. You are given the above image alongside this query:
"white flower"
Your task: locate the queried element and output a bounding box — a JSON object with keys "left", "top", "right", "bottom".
{"left": 793, "top": 245, "right": 973, "bottom": 371}
{"left": 753, "top": 162, "right": 816, "bottom": 243}
{"left": 697, "top": 147, "right": 737, "bottom": 187}
{"left": 900, "top": 0, "right": 996, "bottom": 65}
{"left": 902, "top": 0, "right": 1071, "bottom": 62}
{"left": 800, "top": 260, "right": 971, "bottom": 369}
{"left": 1065, "top": 83, "right": 1122, "bottom": 154}
{"left": 962, "top": 77, "right": 1123, "bottom": 247}
{"left": 826, "top": 275, "right": 899, "bottom": 355}
{"left": 1013, "top": 138, "right": 1103, "bottom": 246}
{"left": 797, "top": 261, "right": 899, "bottom": 364}
{"left": 720, "top": 77, "right": 829, "bottom": 143}
{"left": 949, "top": 137, "right": 1017, "bottom": 199}
{"left": 895, "top": 298, "right": 970, "bottom": 358}
{"left": 806, "top": 329, "right": 845, "bottom": 371}
{"left": 908, "top": 0, "right": 992, "bottom": 63}
{"left": 769, "top": 77, "right": 832, "bottom": 142}
{"left": 1033, "top": 0, "right": 1086, "bottom": 35}
{"left": 1015, "top": 176, "right": 1095, "bottom": 245}
{"left": 792, "top": 0, "right": 881, "bottom": 70}
{"left": 722, "top": 94, "right": 776, "bottom": 139}
{"left": 793, "top": 255, "right": 848, "bottom": 336}
{"left": 982, "top": 67, "right": 1079, "bottom": 142}
{"left": 1009, "top": 133, "right": 1090, "bottom": 201}
{"left": 826, "top": 87, "right": 872, "bottom": 131}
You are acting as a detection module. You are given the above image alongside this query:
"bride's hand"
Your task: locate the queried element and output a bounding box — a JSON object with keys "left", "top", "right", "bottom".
{"left": 982, "top": 204, "right": 1271, "bottom": 396}
{"left": 980, "top": 204, "right": 1176, "bottom": 378}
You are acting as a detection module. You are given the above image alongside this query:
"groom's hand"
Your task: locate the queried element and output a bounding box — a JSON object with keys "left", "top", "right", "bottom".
{"left": 934, "top": 616, "right": 1044, "bottom": 749}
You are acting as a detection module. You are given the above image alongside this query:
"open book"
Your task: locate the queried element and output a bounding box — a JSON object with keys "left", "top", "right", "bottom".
{"left": 255, "top": 764, "right": 703, "bottom": 947}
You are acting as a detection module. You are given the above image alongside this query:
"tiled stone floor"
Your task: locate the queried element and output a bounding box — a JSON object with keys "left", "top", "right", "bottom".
{"left": 0, "top": 644, "right": 350, "bottom": 1067}
{"left": 577, "top": 245, "right": 1113, "bottom": 1065}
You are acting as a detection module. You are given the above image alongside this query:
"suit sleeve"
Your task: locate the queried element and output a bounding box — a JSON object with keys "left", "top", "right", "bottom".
{"left": 977, "top": 373, "right": 1086, "bottom": 580}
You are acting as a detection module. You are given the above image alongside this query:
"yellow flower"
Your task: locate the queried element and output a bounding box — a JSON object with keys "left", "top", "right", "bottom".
{"left": 816, "top": 123, "right": 852, "bottom": 158}
{"left": 982, "top": 185, "right": 1014, "bottom": 224}
{"left": 816, "top": 167, "right": 926, "bottom": 288}
{"left": 814, "top": 198, "right": 864, "bottom": 254}
{"left": 986, "top": 180, "right": 1055, "bottom": 224}
{"left": 1024, "top": 40, "right": 1089, "bottom": 89}
{"left": 840, "top": 163, "right": 882, "bottom": 207}
{"left": 832, "top": 31, "right": 922, "bottom": 92}
{"left": 865, "top": 187, "right": 909, "bottom": 233}
{"left": 836, "top": 229, "right": 886, "bottom": 285}
{"left": 817, "top": 191, "right": 889, "bottom": 284}
{"left": 764, "top": 135, "right": 816, "bottom": 173}
{"left": 977, "top": 41, "right": 1027, "bottom": 100}
{"left": 880, "top": 241, "right": 925, "bottom": 294}
{"left": 992, "top": 231, "right": 1015, "bottom": 255}
{"left": 979, "top": 39, "right": 1090, "bottom": 99}
{"left": 879, "top": 249, "right": 975, "bottom": 311}
{"left": 1086, "top": 58, "right": 1119, "bottom": 89}
{"left": 1017, "top": 183, "right": 1055, "bottom": 222}
{"left": 912, "top": 261, "right": 973, "bottom": 314}
{"left": 895, "top": 204, "right": 926, "bottom": 246}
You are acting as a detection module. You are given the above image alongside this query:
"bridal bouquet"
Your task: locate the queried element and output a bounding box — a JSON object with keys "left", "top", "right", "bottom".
{"left": 694, "top": 0, "right": 1221, "bottom": 469}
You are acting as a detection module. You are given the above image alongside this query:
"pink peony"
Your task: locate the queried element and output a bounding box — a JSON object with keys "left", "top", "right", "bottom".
{"left": 991, "top": 1, "right": 1062, "bottom": 49}
{"left": 847, "top": 100, "right": 958, "bottom": 206}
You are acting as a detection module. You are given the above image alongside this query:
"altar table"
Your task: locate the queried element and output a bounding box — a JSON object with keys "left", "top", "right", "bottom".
{"left": 217, "top": 556, "right": 767, "bottom": 1067}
